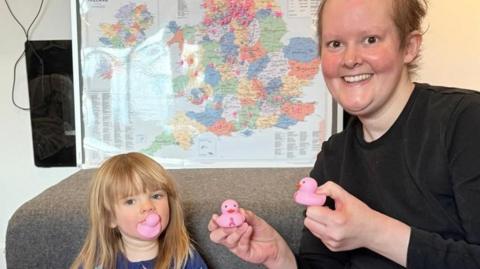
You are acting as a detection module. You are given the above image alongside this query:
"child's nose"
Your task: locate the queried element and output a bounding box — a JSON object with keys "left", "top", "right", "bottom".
{"left": 141, "top": 200, "right": 155, "bottom": 213}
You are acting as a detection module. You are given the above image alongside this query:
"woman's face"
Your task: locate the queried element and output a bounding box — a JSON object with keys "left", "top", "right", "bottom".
{"left": 320, "top": 0, "right": 413, "bottom": 118}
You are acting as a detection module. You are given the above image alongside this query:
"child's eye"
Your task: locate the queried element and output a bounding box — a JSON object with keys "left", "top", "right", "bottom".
{"left": 152, "top": 191, "right": 166, "bottom": 200}
{"left": 124, "top": 198, "right": 135, "bottom": 205}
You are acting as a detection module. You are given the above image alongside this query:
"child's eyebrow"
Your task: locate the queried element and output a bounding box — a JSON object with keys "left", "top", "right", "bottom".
{"left": 117, "top": 195, "right": 134, "bottom": 202}
{"left": 151, "top": 188, "right": 167, "bottom": 194}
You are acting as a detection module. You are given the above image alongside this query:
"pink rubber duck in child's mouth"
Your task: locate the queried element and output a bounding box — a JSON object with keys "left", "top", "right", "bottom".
{"left": 294, "top": 177, "right": 326, "bottom": 206}
{"left": 216, "top": 199, "right": 245, "bottom": 228}
{"left": 137, "top": 213, "right": 161, "bottom": 239}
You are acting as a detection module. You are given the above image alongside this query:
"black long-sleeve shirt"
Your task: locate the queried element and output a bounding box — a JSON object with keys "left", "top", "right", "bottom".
{"left": 296, "top": 83, "right": 480, "bottom": 269}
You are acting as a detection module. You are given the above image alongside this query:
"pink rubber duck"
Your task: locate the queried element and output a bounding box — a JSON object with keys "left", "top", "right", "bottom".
{"left": 216, "top": 199, "right": 245, "bottom": 228}
{"left": 137, "top": 213, "right": 162, "bottom": 239}
{"left": 294, "top": 177, "right": 327, "bottom": 206}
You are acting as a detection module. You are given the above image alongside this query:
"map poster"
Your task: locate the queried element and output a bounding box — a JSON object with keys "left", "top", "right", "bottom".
{"left": 77, "top": 0, "right": 332, "bottom": 168}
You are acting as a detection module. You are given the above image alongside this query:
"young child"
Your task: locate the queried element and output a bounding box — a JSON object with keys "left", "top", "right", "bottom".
{"left": 70, "top": 152, "right": 207, "bottom": 269}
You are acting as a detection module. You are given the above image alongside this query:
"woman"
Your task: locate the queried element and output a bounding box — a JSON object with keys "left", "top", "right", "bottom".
{"left": 208, "top": 0, "right": 480, "bottom": 268}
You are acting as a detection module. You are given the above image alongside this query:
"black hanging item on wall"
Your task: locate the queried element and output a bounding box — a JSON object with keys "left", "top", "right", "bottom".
{"left": 24, "top": 40, "right": 76, "bottom": 167}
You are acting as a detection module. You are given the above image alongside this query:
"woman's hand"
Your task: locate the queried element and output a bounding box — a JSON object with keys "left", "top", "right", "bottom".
{"left": 208, "top": 208, "right": 297, "bottom": 269}
{"left": 305, "top": 181, "right": 410, "bottom": 266}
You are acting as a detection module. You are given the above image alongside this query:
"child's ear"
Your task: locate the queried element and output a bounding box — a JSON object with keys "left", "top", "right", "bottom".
{"left": 109, "top": 216, "right": 118, "bottom": 228}
{"left": 403, "top": 30, "right": 422, "bottom": 64}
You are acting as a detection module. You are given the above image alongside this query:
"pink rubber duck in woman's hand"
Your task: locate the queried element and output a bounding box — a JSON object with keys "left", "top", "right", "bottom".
{"left": 294, "top": 177, "right": 327, "bottom": 206}
{"left": 215, "top": 199, "right": 245, "bottom": 228}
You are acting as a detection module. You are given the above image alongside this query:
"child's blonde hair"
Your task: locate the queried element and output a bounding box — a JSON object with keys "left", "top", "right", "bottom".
{"left": 70, "top": 152, "right": 192, "bottom": 269}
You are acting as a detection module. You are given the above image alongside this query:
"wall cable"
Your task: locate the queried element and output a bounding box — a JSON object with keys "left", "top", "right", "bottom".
{"left": 4, "top": 0, "right": 45, "bottom": 111}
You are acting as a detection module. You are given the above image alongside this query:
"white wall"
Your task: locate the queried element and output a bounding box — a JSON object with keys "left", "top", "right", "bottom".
{"left": 418, "top": 0, "right": 480, "bottom": 90}
{"left": 0, "top": 0, "right": 479, "bottom": 268}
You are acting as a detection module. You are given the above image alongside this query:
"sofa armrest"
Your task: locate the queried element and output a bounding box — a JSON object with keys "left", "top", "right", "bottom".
{"left": 6, "top": 169, "right": 93, "bottom": 269}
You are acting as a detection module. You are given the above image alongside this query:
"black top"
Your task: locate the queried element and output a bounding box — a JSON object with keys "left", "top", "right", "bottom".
{"left": 296, "top": 83, "right": 480, "bottom": 268}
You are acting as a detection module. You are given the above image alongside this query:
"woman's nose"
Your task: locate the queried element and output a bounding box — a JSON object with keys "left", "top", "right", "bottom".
{"left": 343, "top": 45, "right": 362, "bottom": 68}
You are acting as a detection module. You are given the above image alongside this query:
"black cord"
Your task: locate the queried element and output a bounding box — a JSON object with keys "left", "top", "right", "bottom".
{"left": 11, "top": 51, "right": 29, "bottom": 110}
{"left": 4, "top": 0, "right": 45, "bottom": 111}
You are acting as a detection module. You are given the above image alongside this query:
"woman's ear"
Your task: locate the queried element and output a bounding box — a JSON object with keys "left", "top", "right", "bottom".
{"left": 403, "top": 30, "right": 422, "bottom": 64}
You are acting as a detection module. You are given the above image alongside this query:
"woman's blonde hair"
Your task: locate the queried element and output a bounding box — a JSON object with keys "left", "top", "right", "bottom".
{"left": 70, "top": 152, "right": 192, "bottom": 269}
{"left": 316, "top": 0, "right": 428, "bottom": 74}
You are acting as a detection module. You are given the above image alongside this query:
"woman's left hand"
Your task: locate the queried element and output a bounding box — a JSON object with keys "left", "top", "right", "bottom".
{"left": 304, "top": 181, "right": 410, "bottom": 266}
{"left": 304, "top": 181, "right": 378, "bottom": 251}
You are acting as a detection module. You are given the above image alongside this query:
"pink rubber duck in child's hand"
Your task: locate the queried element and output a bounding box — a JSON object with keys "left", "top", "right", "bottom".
{"left": 294, "top": 177, "right": 327, "bottom": 206}
{"left": 215, "top": 199, "right": 245, "bottom": 228}
{"left": 137, "top": 213, "right": 162, "bottom": 239}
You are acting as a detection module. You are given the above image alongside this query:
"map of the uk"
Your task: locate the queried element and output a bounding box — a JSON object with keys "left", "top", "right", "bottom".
{"left": 81, "top": 0, "right": 327, "bottom": 166}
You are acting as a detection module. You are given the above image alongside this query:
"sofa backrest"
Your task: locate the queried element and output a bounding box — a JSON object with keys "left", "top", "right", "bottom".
{"left": 6, "top": 167, "right": 311, "bottom": 269}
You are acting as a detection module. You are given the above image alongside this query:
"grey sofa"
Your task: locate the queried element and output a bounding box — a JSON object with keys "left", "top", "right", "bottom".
{"left": 6, "top": 167, "right": 311, "bottom": 269}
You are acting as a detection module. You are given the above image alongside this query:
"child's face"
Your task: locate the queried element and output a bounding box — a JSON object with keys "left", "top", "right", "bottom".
{"left": 111, "top": 189, "right": 170, "bottom": 242}
{"left": 320, "top": 0, "right": 412, "bottom": 118}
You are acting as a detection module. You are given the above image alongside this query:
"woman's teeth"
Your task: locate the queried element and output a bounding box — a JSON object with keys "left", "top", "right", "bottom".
{"left": 343, "top": 74, "right": 372, "bottom": 83}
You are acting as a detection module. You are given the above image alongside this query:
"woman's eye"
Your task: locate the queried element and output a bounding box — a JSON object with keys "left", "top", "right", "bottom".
{"left": 327, "top": 40, "right": 341, "bottom": 48}
{"left": 366, "top": 36, "right": 377, "bottom": 44}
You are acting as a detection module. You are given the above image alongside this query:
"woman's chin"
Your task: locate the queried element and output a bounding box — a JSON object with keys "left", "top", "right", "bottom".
{"left": 341, "top": 102, "right": 368, "bottom": 115}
